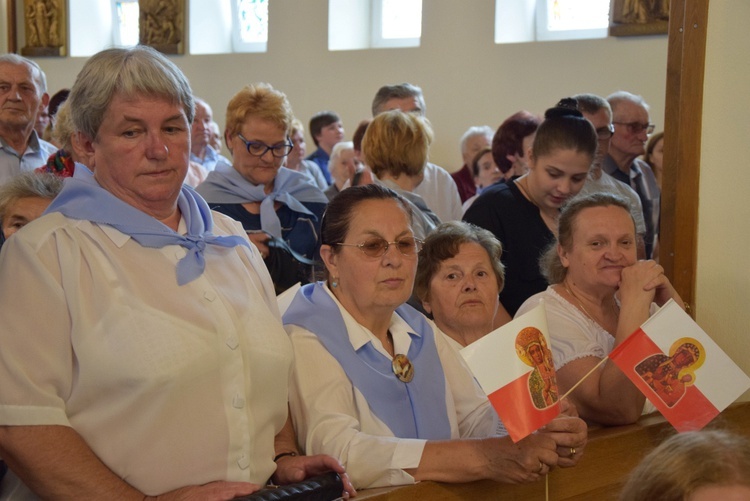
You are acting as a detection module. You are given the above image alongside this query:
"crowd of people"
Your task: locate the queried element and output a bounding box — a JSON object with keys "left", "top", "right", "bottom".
{"left": 0, "top": 46, "right": 734, "bottom": 500}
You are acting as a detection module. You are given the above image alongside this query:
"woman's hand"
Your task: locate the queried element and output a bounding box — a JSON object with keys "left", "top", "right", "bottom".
{"left": 538, "top": 413, "right": 587, "bottom": 468}
{"left": 640, "top": 262, "right": 682, "bottom": 307}
{"left": 619, "top": 260, "right": 661, "bottom": 307}
{"left": 480, "top": 434, "right": 559, "bottom": 484}
{"left": 272, "top": 454, "right": 356, "bottom": 499}
{"left": 246, "top": 231, "right": 271, "bottom": 259}
{"left": 146, "top": 481, "right": 263, "bottom": 501}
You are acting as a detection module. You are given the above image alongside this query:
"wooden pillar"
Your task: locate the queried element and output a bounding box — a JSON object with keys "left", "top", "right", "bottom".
{"left": 660, "top": 0, "right": 709, "bottom": 315}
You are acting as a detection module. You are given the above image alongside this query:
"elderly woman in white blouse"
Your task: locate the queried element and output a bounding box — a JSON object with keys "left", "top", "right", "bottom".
{"left": 283, "top": 184, "right": 587, "bottom": 489}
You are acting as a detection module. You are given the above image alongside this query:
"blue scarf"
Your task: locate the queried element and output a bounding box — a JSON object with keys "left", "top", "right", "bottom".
{"left": 45, "top": 166, "right": 251, "bottom": 286}
{"left": 283, "top": 282, "right": 452, "bottom": 440}
{"left": 196, "top": 162, "right": 328, "bottom": 239}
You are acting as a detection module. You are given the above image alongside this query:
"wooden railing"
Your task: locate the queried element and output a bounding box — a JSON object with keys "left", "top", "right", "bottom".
{"left": 356, "top": 402, "right": 750, "bottom": 501}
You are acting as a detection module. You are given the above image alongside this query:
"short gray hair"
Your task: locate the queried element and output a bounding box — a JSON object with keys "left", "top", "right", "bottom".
{"left": 572, "top": 93, "right": 612, "bottom": 120}
{"left": 372, "top": 83, "right": 426, "bottom": 117}
{"left": 607, "top": 90, "right": 650, "bottom": 114}
{"left": 460, "top": 126, "right": 494, "bottom": 155}
{"left": 0, "top": 172, "right": 63, "bottom": 222}
{"left": 0, "top": 54, "right": 47, "bottom": 95}
{"left": 329, "top": 141, "right": 354, "bottom": 168}
{"left": 68, "top": 46, "right": 194, "bottom": 140}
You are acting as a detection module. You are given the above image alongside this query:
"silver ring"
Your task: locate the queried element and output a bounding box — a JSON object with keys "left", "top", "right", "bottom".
{"left": 569, "top": 447, "right": 576, "bottom": 457}
{"left": 535, "top": 461, "right": 544, "bottom": 473}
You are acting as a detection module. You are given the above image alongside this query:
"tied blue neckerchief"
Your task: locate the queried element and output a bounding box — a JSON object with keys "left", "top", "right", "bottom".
{"left": 44, "top": 165, "right": 251, "bottom": 286}
{"left": 283, "top": 282, "right": 452, "bottom": 440}
{"left": 196, "top": 161, "right": 328, "bottom": 239}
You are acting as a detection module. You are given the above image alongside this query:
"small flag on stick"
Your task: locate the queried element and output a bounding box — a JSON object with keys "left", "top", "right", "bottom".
{"left": 609, "top": 299, "right": 750, "bottom": 432}
{"left": 461, "top": 302, "right": 560, "bottom": 442}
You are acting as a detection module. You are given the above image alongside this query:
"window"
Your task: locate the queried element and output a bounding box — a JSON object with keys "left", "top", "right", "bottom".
{"left": 372, "top": 0, "right": 422, "bottom": 48}
{"left": 495, "top": 0, "right": 610, "bottom": 44}
{"left": 232, "top": 0, "right": 269, "bottom": 52}
{"left": 114, "top": 0, "right": 139, "bottom": 47}
{"left": 536, "top": 0, "right": 609, "bottom": 41}
{"left": 329, "top": 0, "right": 422, "bottom": 51}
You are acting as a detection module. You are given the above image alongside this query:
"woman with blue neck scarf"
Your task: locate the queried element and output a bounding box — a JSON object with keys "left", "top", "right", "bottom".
{"left": 284, "top": 184, "right": 587, "bottom": 489}
{"left": 0, "top": 46, "right": 352, "bottom": 499}
{"left": 196, "top": 83, "right": 328, "bottom": 294}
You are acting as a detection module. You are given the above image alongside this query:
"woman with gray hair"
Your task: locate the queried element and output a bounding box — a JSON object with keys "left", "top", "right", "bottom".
{"left": 0, "top": 46, "right": 351, "bottom": 499}
{"left": 414, "top": 221, "right": 511, "bottom": 349}
{"left": 324, "top": 141, "right": 358, "bottom": 201}
{"left": 0, "top": 171, "right": 62, "bottom": 244}
{"left": 516, "top": 192, "right": 683, "bottom": 426}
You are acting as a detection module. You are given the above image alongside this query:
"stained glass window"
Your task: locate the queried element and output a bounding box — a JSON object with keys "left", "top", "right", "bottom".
{"left": 238, "top": 0, "right": 268, "bottom": 44}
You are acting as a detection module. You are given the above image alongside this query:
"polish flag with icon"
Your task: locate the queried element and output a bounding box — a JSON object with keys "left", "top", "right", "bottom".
{"left": 460, "top": 301, "right": 561, "bottom": 442}
{"left": 608, "top": 299, "right": 750, "bottom": 432}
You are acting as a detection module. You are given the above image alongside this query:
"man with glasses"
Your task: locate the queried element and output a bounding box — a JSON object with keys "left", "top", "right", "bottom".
{"left": 603, "top": 91, "right": 660, "bottom": 259}
{"left": 573, "top": 93, "right": 647, "bottom": 258}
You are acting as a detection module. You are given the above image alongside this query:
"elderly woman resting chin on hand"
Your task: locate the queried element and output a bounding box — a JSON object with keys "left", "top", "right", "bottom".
{"left": 517, "top": 192, "right": 684, "bottom": 426}
{"left": 283, "top": 184, "right": 587, "bottom": 489}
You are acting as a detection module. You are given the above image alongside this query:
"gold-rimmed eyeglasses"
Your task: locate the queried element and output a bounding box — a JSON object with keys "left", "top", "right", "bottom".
{"left": 334, "top": 237, "right": 423, "bottom": 258}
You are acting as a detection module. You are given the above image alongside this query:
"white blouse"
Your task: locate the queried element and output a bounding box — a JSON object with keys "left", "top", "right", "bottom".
{"left": 286, "top": 286, "right": 499, "bottom": 489}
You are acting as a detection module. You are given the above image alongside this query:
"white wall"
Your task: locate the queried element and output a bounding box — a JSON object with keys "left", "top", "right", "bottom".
{"left": 10, "top": 0, "right": 668, "bottom": 169}
{"left": 698, "top": 1, "right": 750, "bottom": 400}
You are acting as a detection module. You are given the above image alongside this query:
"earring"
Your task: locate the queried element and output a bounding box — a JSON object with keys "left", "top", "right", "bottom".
{"left": 331, "top": 277, "right": 339, "bottom": 288}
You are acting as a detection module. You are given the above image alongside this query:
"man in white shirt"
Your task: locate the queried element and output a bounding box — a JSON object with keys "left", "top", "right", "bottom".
{"left": 371, "top": 83, "right": 463, "bottom": 222}
{"left": 0, "top": 55, "right": 57, "bottom": 184}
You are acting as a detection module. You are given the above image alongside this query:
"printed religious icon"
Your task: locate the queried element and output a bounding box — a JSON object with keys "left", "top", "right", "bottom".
{"left": 515, "top": 327, "right": 559, "bottom": 410}
{"left": 21, "top": 0, "right": 67, "bottom": 57}
{"left": 392, "top": 354, "right": 414, "bottom": 383}
{"left": 609, "top": 0, "right": 670, "bottom": 37}
{"left": 139, "top": 0, "right": 185, "bottom": 55}
{"left": 635, "top": 338, "right": 704, "bottom": 408}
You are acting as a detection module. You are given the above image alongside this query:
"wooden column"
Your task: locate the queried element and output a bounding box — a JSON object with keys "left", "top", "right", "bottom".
{"left": 660, "top": 0, "right": 710, "bottom": 315}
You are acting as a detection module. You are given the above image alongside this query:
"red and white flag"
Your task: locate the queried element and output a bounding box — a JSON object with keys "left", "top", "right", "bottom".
{"left": 609, "top": 299, "right": 750, "bottom": 432}
{"left": 460, "top": 302, "right": 560, "bottom": 442}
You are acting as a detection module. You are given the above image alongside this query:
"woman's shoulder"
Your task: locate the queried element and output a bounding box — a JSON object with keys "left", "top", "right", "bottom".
{"left": 516, "top": 287, "right": 584, "bottom": 324}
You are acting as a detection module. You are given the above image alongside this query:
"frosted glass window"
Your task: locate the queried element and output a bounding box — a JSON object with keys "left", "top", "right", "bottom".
{"left": 545, "top": 0, "right": 609, "bottom": 31}
{"left": 115, "top": 0, "right": 139, "bottom": 47}
{"left": 380, "top": 0, "right": 422, "bottom": 39}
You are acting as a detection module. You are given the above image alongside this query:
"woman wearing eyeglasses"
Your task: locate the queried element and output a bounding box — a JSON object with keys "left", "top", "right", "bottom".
{"left": 197, "top": 83, "right": 328, "bottom": 293}
{"left": 282, "top": 184, "right": 588, "bottom": 489}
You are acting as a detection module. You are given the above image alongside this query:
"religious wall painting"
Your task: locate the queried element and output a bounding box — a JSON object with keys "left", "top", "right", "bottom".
{"left": 609, "top": 0, "right": 670, "bottom": 37}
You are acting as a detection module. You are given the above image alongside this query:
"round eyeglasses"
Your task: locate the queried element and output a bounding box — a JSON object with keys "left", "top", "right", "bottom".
{"left": 335, "top": 237, "right": 423, "bottom": 258}
{"left": 237, "top": 134, "right": 294, "bottom": 158}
